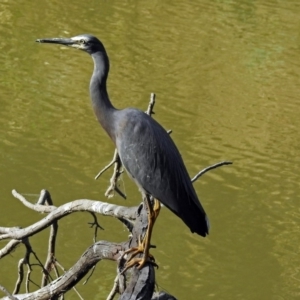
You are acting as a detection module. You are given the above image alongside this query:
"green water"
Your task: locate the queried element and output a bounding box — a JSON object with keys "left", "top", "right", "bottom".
{"left": 1, "top": 1, "right": 300, "bottom": 299}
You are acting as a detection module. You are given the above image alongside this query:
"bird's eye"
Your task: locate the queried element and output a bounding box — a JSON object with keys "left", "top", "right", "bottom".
{"left": 79, "top": 39, "right": 86, "bottom": 45}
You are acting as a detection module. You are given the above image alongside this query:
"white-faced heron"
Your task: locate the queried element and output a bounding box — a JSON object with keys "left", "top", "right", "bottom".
{"left": 36, "top": 34, "right": 209, "bottom": 269}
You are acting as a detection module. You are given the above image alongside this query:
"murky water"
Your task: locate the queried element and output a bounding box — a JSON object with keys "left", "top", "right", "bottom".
{"left": 1, "top": 0, "right": 300, "bottom": 299}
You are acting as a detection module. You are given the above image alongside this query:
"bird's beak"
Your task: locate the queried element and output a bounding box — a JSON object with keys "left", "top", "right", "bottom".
{"left": 36, "top": 38, "right": 75, "bottom": 46}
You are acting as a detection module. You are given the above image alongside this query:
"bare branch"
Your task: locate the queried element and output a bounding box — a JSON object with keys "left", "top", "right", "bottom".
{"left": 1, "top": 241, "right": 124, "bottom": 300}
{"left": 88, "top": 212, "right": 104, "bottom": 243}
{"left": 0, "top": 227, "right": 21, "bottom": 234}
{"left": 25, "top": 262, "right": 32, "bottom": 294}
{"left": 13, "top": 259, "right": 24, "bottom": 295}
{"left": 95, "top": 148, "right": 126, "bottom": 199}
{"left": 107, "top": 273, "right": 121, "bottom": 300}
{"left": 95, "top": 149, "right": 119, "bottom": 180}
{"left": 0, "top": 239, "right": 21, "bottom": 259}
{"left": 82, "top": 265, "right": 96, "bottom": 285}
{"left": 146, "top": 93, "right": 156, "bottom": 116}
{"left": 11, "top": 190, "right": 53, "bottom": 213}
{"left": 41, "top": 220, "right": 58, "bottom": 287}
{"left": 104, "top": 152, "right": 125, "bottom": 199}
{"left": 1, "top": 194, "right": 138, "bottom": 243}
{"left": 54, "top": 260, "right": 84, "bottom": 299}
{"left": 37, "top": 189, "right": 53, "bottom": 205}
{"left": 23, "top": 238, "right": 49, "bottom": 291}
{"left": 72, "top": 287, "right": 84, "bottom": 300}
{"left": 117, "top": 217, "right": 135, "bottom": 233}
{"left": 1, "top": 198, "right": 155, "bottom": 299}
{"left": 191, "top": 161, "right": 233, "bottom": 183}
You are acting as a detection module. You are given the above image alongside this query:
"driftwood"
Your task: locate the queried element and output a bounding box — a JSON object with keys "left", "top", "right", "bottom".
{"left": 0, "top": 94, "right": 232, "bottom": 299}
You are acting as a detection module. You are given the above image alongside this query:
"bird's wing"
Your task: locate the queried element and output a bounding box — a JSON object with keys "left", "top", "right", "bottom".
{"left": 115, "top": 109, "right": 205, "bottom": 216}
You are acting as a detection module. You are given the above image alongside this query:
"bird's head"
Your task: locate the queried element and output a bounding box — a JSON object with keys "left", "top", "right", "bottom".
{"left": 36, "top": 34, "right": 106, "bottom": 55}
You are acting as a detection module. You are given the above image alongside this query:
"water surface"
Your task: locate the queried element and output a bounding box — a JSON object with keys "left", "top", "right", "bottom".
{"left": 1, "top": 0, "right": 300, "bottom": 299}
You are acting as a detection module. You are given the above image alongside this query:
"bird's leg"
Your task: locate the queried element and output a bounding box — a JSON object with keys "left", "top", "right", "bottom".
{"left": 135, "top": 196, "right": 160, "bottom": 267}
{"left": 121, "top": 195, "right": 161, "bottom": 272}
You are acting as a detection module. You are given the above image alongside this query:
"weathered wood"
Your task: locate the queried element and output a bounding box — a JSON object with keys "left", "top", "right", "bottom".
{"left": 0, "top": 200, "right": 157, "bottom": 300}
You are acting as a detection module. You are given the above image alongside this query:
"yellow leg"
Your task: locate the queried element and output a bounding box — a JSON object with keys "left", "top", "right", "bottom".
{"left": 121, "top": 196, "right": 161, "bottom": 272}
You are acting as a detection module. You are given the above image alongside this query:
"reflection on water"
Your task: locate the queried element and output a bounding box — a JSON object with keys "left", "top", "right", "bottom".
{"left": 1, "top": 0, "right": 300, "bottom": 299}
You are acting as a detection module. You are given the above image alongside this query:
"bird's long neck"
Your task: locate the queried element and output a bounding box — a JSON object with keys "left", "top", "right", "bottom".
{"left": 90, "top": 51, "right": 116, "bottom": 139}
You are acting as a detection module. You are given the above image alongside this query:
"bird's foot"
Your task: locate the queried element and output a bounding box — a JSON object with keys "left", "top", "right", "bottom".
{"left": 121, "top": 256, "right": 158, "bottom": 274}
{"left": 122, "top": 235, "right": 154, "bottom": 261}
{"left": 120, "top": 235, "right": 157, "bottom": 273}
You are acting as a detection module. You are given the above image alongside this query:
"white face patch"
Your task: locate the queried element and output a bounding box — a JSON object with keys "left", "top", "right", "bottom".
{"left": 70, "top": 36, "right": 88, "bottom": 50}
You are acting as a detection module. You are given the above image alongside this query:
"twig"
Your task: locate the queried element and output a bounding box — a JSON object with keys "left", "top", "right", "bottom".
{"left": 191, "top": 161, "right": 233, "bottom": 183}
{"left": 88, "top": 212, "right": 104, "bottom": 243}
{"left": 23, "top": 238, "right": 51, "bottom": 290}
{"left": 13, "top": 258, "right": 24, "bottom": 294}
{"left": 11, "top": 190, "right": 53, "bottom": 213}
{"left": 37, "top": 189, "right": 52, "bottom": 205}
{"left": 82, "top": 265, "right": 96, "bottom": 285}
{"left": 37, "top": 190, "right": 58, "bottom": 287}
{"left": 0, "top": 239, "right": 22, "bottom": 259}
{"left": 106, "top": 274, "right": 120, "bottom": 300}
{"left": 95, "top": 149, "right": 119, "bottom": 180}
{"left": 25, "top": 262, "right": 33, "bottom": 293}
{"left": 13, "top": 239, "right": 36, "bottom": 294}
{"left": 95, "top": 149, "right": 126, "bottom": 199}
{"left": 146, "top": 93, "right": 156, "bottom": 116}
{"left": 71, "top": 287, "right": 84, "bottom": 300}
{"left": 0, "top": 285, "right": 18, "bottom": 300}
{"left": 107, "top": 270, "right": 126, "bottom": 298}
{"left": 117, "top": 217, "right": 135, "bottom": 233}
{"left": 41, "top": 221, "right": 58, "bottom": 287}
{"left": 113, "top": 186, "right": 127, "bottom": 199}
{"left": 104, "top": 153, "right": 125, "bottom": 199}
{"left": 24, "top": 240, "right": 43, "bottom": 292}
{"left": 54, "top": 259, "right": 84, "bottom": 300}
{"left": 53, "top": 259, "right": 65, "bottom": 272}
{"left": 52, "top": 262, "right": 60, "bottom": 279}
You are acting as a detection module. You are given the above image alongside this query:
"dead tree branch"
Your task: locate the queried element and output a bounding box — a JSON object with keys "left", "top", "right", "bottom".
{"left": 0, "top": 194, "right": 137, "bottom": 243}
{"left": 0, "top": 94, "right": 232, "bottom": 299}
{"left": 1, "top": 200, "right": 155, "bottom": 300}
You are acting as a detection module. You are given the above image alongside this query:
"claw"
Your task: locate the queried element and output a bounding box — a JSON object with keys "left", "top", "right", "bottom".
{"left": 121, "top": 256, "right": 158, "bottom": 274}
